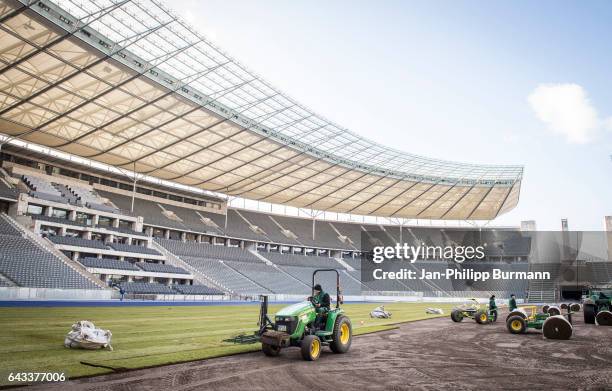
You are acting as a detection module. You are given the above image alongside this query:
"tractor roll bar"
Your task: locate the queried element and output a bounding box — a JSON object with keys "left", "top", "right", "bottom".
{"left": 312, "top": 268, "right": 342, "bottom": 308}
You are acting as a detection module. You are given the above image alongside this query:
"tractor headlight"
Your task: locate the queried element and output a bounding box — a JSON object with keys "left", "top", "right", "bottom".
{"left": 276, "top": 316, "right": 295, "bottom": 322}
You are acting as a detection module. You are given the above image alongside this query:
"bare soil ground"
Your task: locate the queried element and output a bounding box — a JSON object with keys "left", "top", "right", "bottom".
{"left": 25, "top": 314, "right": 612, "bottom": 391}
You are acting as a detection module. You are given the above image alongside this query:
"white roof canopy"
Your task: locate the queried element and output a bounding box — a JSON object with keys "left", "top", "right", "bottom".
{"left": 0, "top": 0, "right": 523, "bottom": 219}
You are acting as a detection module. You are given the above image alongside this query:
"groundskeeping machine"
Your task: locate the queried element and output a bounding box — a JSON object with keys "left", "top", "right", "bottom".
{"left": 506, "top": 305, "right": 573, "bottom": 339}
{"left": 582, "top": 287, "right": 612, "bottom": 326}
{"left": 450, "top": 298, "right": 496, "bottom": 324}
{"left": 226, "top": 269, "right": 352, "bottom": 361}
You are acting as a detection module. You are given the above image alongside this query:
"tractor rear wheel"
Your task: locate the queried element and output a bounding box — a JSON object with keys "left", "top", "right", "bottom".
{"left": 542, "top": 315, "right": 572, "bottom": 339}
{"left": 595, "top": 310, "right": 612, "bottom": 326}
{"left": 301, "top": 335, "right": 322, "bottom": 361}
{"left": 262, "top": 343, "right": 281, "bottom": 357}
{"left": 330, "top": 315, "right": 352, "bottom": 353}
{"left": 584, "top": 304, "right": 596, "bottom": 324}
{"left": 560, "top": 303, "right": 568, "bottom": 310}
{"left": 475, "top": 310, "right": 488, "bottom": 324}
{"left": 547, "top": 306, "right": 561, "bottom": 316}
{"left": 451, "top": 310, "right": 464, "bottom": 322}
{"left": 542, "top": 305, "right": 550, "bottom": 314}
{"left": 506, "top": 315, "right": 527, "bottom": 334}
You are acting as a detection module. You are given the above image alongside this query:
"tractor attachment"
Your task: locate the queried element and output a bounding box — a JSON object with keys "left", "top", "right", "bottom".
{"left": 506, "top": 305, "right": 573, "bottom": 339}
{"left": 223, "top": 295, "right": 274, "bottom": 344}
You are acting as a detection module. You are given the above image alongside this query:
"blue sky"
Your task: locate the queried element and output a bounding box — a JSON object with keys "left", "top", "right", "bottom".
{"left": 170, "top": 0, "right": 612, "bottom": 230}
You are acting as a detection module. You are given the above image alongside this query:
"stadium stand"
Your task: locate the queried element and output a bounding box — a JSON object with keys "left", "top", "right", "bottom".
{"left": 118, "top": 282, "right": 176, "bottom": 294}
{"left": 108, "top": 243, "right": 161, "bottom": 256}
{"left": 239, "top": 210, "right": 300, "bottom": 245}
{"left": 0, "top": 179, "right": 18, "bottom": 201}
{"left": 136, "top": 262, "right": 189, "bottom": 275}
{"left": 48, "top": 235, "right": 109, "bottom": 250}
{"left": 223, "top": 261, "right": 309, "bottom": 294}
{"left": 156, "top": 239, "right": 260, "bottom": 263}
{"left": 31, "top": 214, "right": 87, "bottom": 227}
{"left": 181, "top": 257, "right": 270, "bottom": 294}
{"left": 0, "top": 0, "right": 535, "bottom": 304}
{"left": 264, "top": 252, "right": 340, "bottom": 268}
{"left": 79, "top": 257, "right": 140, "bottom": 271}
{"left": 172, "top": 284, "right": 224, "bottom": 295}
{"left": 0, "top": 214, "right": 100, "bottom": 289}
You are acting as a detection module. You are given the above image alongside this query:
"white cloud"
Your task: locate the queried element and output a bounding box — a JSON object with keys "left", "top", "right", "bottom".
{"left": 527, "top": 83, "right": 607, "bottom": 144}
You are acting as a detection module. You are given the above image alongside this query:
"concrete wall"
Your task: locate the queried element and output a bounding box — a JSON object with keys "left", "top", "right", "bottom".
{"left": 0, "top": 287, "right": 113, "bottom": 300}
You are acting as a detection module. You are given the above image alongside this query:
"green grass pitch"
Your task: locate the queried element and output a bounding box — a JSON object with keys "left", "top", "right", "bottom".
{"left": 0, "top": 302, "right": 455, "bottom": 385}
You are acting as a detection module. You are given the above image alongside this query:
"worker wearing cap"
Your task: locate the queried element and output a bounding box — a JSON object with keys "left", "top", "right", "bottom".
{"left": 509, "top": 294, "right": 517, "bottom": 311}
{"left": 311, "top": 284, "right": 330, "bottom": 328}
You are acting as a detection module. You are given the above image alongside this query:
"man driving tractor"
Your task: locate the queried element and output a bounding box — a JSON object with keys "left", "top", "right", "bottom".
{"left": 311, "top": 284, "right": 331, "bottom": 327}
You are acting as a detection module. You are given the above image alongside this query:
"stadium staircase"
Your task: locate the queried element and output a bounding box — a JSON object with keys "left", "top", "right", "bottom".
{"left": 0, "top": 272, "right": 17, "bottom": 287}
{"left": 151, "top": 241, "right": 231, "bottom": 293}
{"left": 526, "top": 263, "right": 558, "bottom": 303}
{"left": 220, "top": 260, "right": 272, "bottom": 293}
{"left": 334, "top": 257, "right": 355, "bottom": 271}
{"left": 252, "top": 251, "right": 313, "bottom": 290}
{"left": 1, "top": 213, "right": 107, "bottom": 289}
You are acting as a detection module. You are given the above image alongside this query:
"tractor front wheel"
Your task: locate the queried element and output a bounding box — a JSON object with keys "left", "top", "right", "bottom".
{"left": 506, "top": 315, "right": 527, "bottom": 334}
{"left": 262, "top": 343, "right": 281, "bottom": 357}
{"left": 451, "top": 310, "right": 464, "bottom": 322}
{"left": 301, "top": 335, "right": 322, "bottom": 361}
{"left": 584, "top": 304, "right": 596, "bottom": 324}
{"left": 330, "top": 316, "right": 352, "bottom": 353}
{"left": 475, "top": 310, "right": 488, "bottom": 324}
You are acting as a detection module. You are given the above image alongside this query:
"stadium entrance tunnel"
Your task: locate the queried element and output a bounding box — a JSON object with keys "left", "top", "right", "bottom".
{"left": 561, "top": 286, "right": 585, "bottom": 301}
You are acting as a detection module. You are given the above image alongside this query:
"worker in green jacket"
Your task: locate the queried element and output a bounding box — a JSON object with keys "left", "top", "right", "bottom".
{"left": 509, "top": 294, "right": 517, "bottom": 311}
{"left": 489, "top": 294, "right": 498, "bottom": 321}
{"left": 311, "top": 284, "right": 330, "bottom": 328}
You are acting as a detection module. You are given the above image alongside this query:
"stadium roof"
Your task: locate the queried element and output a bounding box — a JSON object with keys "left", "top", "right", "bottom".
{"left": 0, "top": 0, "right": 523, "bottom": 220}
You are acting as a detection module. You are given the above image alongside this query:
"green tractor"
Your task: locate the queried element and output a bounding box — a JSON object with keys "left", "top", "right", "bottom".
{"left": 450, "top": 298, "right": 497, "bottom": 324}
{"left": 256, "top": 269, "right": 352, "bottom": 361}
{"left": 506, "top": 305, "right": 573, "bottom": 339}
{"left": 582, "top": 287, "right": 612, "bottom": 326}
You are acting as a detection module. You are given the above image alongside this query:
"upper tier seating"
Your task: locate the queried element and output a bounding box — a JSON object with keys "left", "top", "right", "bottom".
{"left": 238, "top": 210, "right": 300, "bottom": 245}
{"left": 98, "top": 190, "right": 225, "bottom": 233}
{"left": 23, "top": 175, "right": 66, "bottom": 204}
